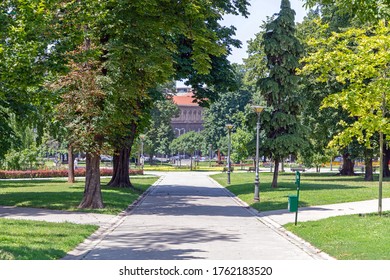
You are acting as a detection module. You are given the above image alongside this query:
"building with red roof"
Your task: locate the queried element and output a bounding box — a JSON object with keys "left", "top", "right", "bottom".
{"left": 171, "top": 87, "right": 204, "bottom": 137}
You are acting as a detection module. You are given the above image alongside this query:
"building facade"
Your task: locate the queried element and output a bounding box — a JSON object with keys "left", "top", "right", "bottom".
{"left": 171, "top": 87, "right": 204, "bottom": 137}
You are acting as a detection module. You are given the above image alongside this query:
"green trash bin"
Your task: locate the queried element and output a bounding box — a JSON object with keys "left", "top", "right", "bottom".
{"left": 288, "top": 195, "right": 298, "bottom": 212}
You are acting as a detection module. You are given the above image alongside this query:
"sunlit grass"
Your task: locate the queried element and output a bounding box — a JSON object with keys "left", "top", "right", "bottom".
{"left": 0, "top": 218, "right": 97, "bottom": 260}
{"left": 211, "top": 172, "right": 390, "bottom": 212}
{"left": 0, "top": 176, "right": 158, "bottom": 215}
{"left": 285, "top": 212, "right": 390, "bottom": 260}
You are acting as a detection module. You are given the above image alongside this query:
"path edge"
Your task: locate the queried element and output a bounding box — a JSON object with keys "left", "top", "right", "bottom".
{"left": 62, "top": 175, "right": 165, "bottom": 260}
{"left": 207, "top": 175, "right": 335, "bottom": 261}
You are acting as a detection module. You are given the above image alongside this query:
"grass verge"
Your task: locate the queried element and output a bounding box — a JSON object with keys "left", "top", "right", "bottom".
{"left": 285, "top": 212, "right": 390, "bottom": 259}
{"left": 0, "top": 176, "right": 158, "bottom": 215}
{"left": 0, "top": 218, "right": 98, "bottom": 260}
{"left": 211, "top": 172, "right": 390, "bottom": 212}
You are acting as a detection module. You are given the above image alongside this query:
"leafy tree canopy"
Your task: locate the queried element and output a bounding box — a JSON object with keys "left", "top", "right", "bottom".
{"left": 303, "top": 0, "right": 389, "bottom": 22}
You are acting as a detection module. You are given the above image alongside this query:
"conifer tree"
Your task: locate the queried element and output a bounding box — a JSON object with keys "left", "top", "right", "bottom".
{"left": 259, "top": 0, "right": 306, "bottom": 188}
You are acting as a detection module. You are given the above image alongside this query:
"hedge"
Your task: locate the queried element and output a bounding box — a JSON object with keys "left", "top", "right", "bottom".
{"left": 0, "top": 168, "right": 143, "bottom": 179}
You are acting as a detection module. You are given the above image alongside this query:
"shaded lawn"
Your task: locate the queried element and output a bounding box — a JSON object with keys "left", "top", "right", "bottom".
{"left": 0, "top": 176, "right": 158, "bottom": 215}
{"left": 285, "top": 212, "right": 390, "bottom": 260}
{"left": 0, "top": 218, "right": 98, "bottom": 260}
{"left": 211, "top": 172, "right": 390, "bottom": 212}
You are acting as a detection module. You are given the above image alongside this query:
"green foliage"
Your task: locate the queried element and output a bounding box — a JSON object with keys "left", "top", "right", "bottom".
{"left": 300, "top": 22, "right": 390, "bottom": 149}
{"left": 170, "top": 131, "right": 204, "bottom": 155}
{"left": 231, "top": 128, "right": 253, "bottom": 163}
{"left": 257, "top": 0, "right": 307, "bottom": 162}
{"left": 303, "top": 0, "right": 389, "bottom": 22}
{"left": 202, "top": 64, "right": 252, "bottom": 151}
{"left": 144, "top": 98, "right": 179, "bottom": 157}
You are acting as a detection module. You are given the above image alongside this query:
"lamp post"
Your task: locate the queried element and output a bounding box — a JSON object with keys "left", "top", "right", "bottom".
{"left": 174, "top": 128, "right": 185, "bottom": 166}
{"left": 209, "top": 144, "right": 212, "bottom": 167}
{"left": 139, "top": 134, "right": 146, "bottom": 170}
{"left": 226, "top": 124, "right": 234, "bottom": 185}
{"left": 252, "top": 105, "right": 265, "bottom": 201}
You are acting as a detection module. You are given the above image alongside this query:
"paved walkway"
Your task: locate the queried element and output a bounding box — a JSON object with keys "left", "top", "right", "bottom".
{"left": 1, "top": 171, "right": 388, "bottom": 260}
{"left": 64, "top": 172, "right": 329, "bottom": 260}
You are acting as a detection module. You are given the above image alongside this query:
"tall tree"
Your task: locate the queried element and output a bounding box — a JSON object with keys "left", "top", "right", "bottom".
{"left": 103, "top": 0, "right": 250, "bottom": 188}
{"left": 300, "top": 22, "right": 390, "bottom": 213}
{"left": 258, "top": 0, "right": 306, "bottom": 188}
{"left": 0, "top": 1, "right": 64, "bottom": 159}
{"left": 296, "top": 7, "right": 362, "bottom": 176}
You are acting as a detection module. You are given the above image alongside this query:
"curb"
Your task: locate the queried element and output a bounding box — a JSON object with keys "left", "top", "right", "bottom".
{"left": 207, "top": 176, "right": 335, "bottom": 260}
{"left": 62, "top": 175, "right": 165, "bottom": 260}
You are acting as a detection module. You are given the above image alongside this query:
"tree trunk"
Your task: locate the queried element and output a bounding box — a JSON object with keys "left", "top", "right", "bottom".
{"left": 383, "top": 144, "right": 390, "bottom": 177}
{"left": 364, "top": 157, "right": 374, "bottom": 181}
{"left": 339, "top": 153, "right": 356, "bottom": 176}
{"left": 78, "top": 152, "right": 104, "bottom": 209}
{"left": 108, "top": 147, "right": 133, "bottom": 188}
{"left": 271, "top": 158, "right": 280, "bottom": 188}
{"left": 68, "top": 145, "right": 75, "bottom": 183}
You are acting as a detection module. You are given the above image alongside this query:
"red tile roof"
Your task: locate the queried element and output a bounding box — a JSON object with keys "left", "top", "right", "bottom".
{"left": 172, "top": 93, "right": 199, "bottom": 106}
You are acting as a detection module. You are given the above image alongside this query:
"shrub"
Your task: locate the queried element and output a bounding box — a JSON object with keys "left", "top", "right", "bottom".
{"left": 0, "top": 168, "right": 143, "bottom": 179}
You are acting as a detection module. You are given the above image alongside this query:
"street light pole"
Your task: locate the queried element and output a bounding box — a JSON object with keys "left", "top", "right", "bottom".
{"left": 252, "top": 106, "right": 265, "bottom": 202}
{"left": 209, "top": 144, "right": 212, "bottom": 167}
{"left": 226, "top": 124, "right": 233, "bottom": 185}
{"left": 139, "top": 134, "right": 146, "bottom": 171}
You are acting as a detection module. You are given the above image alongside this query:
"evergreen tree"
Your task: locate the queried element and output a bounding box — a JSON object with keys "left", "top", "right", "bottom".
{"left": 259, "top": 0, "right": 306, "bottom": 188}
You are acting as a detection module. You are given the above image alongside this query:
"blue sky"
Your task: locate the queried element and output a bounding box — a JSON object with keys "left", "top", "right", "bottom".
{"left": 222, "top": 0, "right": 308, "bottom": 64}
{"left": 176, "top": 0, "right": 308, "bottom": 87}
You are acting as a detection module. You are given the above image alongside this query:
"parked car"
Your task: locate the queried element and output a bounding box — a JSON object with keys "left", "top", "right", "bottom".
{"left": 100, "top": 155, "right": 113, "bottom": 162}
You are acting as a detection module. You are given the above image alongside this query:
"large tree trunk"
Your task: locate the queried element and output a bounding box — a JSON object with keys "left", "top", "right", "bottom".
{"left": 78, "top": 152, "right": 104, "bottom": 209}
{"left": 339, "top": 153, "right": 356, "bottom": 176}
{"left": 68, "top": 145, "right": 75, "bottom": 183}
{"left": 108, "top": 123, "right": 137, "bottom": 188}
{"left": 271, "top": 158, "right": 280, "bottom": 188}
{"left": 383, "top": 144, "right": 390, "bottom": 177}
{"left": 364, "top": 157, "right": 374, "bottom": 181}
{"left": 108, "top": 147, "right": 133, "bottom": 188}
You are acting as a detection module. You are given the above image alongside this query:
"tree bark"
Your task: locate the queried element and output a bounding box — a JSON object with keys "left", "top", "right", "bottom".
{"left": 271, "top": 158, "right": 280, "bottom": 188}
{"left": 68, "top": 145, "right": 75, "bottom": 183}
{"left": 108, "top": 147, "right": 133, "bottom": 188}
{"left": 78, "top": 152, "right": 104, "bottom": 209}
{"left": 364, "top": 157, "right": 374, "bottom": 181}
{"left": 339, "top": 153, "right": 356, "bottom": 176}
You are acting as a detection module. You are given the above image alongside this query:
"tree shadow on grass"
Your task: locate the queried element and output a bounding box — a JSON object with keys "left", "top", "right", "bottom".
{"left": 0, "top": 185, "right": 143, "bottom": 214}
{"left": 0, "top": 179, "right": 77, "bottom": 189}
{"left": 0, "top": 245, "right": 67, "bottom": 260}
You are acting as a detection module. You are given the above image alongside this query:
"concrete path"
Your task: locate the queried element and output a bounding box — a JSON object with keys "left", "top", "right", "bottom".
{"left": 65, "top": 172, "right": 329, "bottom": 260}
{"left": 2, "top": 171, "right": 386, "bottom": 260}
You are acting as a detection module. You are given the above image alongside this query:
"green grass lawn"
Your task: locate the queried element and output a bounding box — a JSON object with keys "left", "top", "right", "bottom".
{"left": 0, "top": 176, "right": 158, "bottom": 215}
{"left": 211, "top": 172, "right": 390, "bottom": 212}
{"left": 285, "top": 212, "right": 390, "bottom": 260}
{"left": 0, "top": 218, "right": 98, "bottom": 260}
